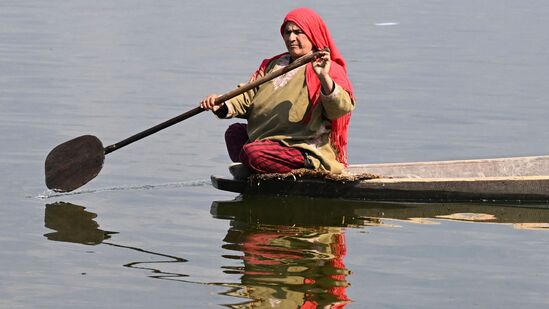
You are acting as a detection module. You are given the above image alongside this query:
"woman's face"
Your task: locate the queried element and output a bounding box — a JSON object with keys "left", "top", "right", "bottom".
{"left": 283, "top": 22, "right": 314, "bottom": 59}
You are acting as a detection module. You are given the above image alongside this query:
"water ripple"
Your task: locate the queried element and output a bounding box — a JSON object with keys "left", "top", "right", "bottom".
{"left": 32, "top": 179, "right": 212, "bottom": 199}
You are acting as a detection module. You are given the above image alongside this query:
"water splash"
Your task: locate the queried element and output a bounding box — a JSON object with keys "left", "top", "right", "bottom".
{"left": 33, "top": 179, "right": 212, "bottom": 200}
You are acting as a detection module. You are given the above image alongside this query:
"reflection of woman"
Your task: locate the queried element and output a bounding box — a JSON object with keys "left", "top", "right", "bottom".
{"left": 222, "top": 224, "right": 351, "bottom": 308}
{"left": 201, "top": 8, "right": 355, "bottom": 177}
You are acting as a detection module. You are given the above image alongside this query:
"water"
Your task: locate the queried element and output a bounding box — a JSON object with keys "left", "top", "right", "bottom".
{"left": 1, "top": 1, "right": 549, "bottom": 308}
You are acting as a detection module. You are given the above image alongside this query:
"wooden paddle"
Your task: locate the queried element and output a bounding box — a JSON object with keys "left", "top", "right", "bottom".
{"left": 45, "top": 49, "right": 327, "bottom": 192}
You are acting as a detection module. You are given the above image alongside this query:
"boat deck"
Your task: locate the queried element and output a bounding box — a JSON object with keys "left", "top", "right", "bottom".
{"left": 347, "top": 155, "right": 549, "bottom": 178}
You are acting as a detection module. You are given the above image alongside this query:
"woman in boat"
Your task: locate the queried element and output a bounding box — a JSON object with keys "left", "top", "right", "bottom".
{"left": 200, "top": 7, "right": 355, "bottom": 177}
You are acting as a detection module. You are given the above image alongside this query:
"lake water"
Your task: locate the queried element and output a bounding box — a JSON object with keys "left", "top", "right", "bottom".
{"left": 1, "top": 1, "right": 549, "bottom": 308}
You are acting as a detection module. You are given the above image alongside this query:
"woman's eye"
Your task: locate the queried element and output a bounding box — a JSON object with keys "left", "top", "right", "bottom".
{"left": 286, "top": 30, "right": 302, "bottom": 36}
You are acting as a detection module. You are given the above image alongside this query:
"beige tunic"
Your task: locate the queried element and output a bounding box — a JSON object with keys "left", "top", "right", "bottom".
{"left": 224, "top": 54, "right": 354, "bottom": 173}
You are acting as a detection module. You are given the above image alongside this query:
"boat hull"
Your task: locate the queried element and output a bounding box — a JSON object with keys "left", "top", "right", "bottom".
{"left": 211, "top": 156, "right": 549, "bottom": 203}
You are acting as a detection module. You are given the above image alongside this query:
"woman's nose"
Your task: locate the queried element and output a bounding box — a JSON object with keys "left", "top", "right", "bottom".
{"left": 288, "top": 32, "right": 297, "bottom": 41}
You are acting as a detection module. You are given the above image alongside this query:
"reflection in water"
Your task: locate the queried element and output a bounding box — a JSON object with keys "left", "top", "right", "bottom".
{"left": 44, "top": 202, "right": 117, "bottom": 245}
{"left": 436, "top": 213, "right": 497, "bottom": 222}
{"left": 211, "top": 195, "right": 549, "bottom": 307}
{"left": 220, "top": 223, "right": 351, "bottom": 308}
{"left": 211, "top": 197, "right": 376, "bottom": 308}
{"left": 44, "top": 198, "right": 549, "bottom": 308}
{"left": 43, "top": 202, "right": 191, "bottom": 283}
{"left": 211, "top": 196, "right": 549, "bottom": 230}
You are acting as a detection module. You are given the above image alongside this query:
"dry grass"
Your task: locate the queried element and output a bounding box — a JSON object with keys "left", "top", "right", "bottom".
{"left": 250, "top": 168, "right": 381, "bottom": 182}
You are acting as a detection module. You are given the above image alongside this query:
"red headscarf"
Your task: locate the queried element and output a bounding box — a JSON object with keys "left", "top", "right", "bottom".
{"left": 256, "top": 8, "right": 354, "bottom": 165}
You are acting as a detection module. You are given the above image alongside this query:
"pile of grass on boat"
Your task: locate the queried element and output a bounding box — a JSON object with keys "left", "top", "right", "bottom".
{"left": 249, "top": 168, "right": 381, "bottom": 183}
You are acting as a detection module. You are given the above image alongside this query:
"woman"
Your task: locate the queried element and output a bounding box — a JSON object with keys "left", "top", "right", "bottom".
{"left": 200, "top": 8, "right": 355, "bottom": 177}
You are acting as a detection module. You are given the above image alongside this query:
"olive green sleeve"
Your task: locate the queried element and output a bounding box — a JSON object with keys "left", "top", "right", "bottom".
{"left": 320, "top": 83, "right": 355, "bottom": 120}
{"left": 224, "top": 84, "right": 257, "bottom": 119}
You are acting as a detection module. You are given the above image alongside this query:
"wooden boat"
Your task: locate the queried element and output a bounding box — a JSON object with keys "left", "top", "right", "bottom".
{"left": 211, "top": 155, "right": 549, "bottom": 204}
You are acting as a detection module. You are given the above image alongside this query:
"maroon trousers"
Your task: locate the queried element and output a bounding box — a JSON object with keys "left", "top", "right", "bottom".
{"left": 224, "top": 123, "right": 305, "bottom": 174}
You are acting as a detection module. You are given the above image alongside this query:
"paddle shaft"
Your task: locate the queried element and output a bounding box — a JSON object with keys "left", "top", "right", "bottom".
{"left": 103, "top": 49, "right": 327, "bottom": 155}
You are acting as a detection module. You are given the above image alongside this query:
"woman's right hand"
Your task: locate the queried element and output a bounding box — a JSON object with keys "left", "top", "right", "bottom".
{"left": 199, "top": 94, "right": 221, "bottom": 111}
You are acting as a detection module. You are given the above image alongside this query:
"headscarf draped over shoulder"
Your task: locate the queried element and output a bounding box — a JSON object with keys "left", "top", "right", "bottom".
{"left": 254, "top": 8, "right": 354, "bottom": 166}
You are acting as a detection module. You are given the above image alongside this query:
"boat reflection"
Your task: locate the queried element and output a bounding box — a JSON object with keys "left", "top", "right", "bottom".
{"left": 211, "top": 195, "right": 549, "bottom": 230}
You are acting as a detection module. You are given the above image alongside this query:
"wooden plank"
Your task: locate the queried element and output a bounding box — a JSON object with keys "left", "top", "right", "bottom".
{"left": 347, "top": 155, "right": 549, "bottom": 178}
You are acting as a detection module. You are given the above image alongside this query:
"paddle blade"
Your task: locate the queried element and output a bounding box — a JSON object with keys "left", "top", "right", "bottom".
{"left": 45, "top": 135, "right": 105, "bottom": 192}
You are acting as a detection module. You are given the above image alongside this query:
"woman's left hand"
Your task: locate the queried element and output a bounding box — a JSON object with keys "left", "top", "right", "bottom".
{"left": 312, "top": 50, "right": 335, "bottom": 94}
{"left": 313, "top": 49, "right": 331, "bottom": 76}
